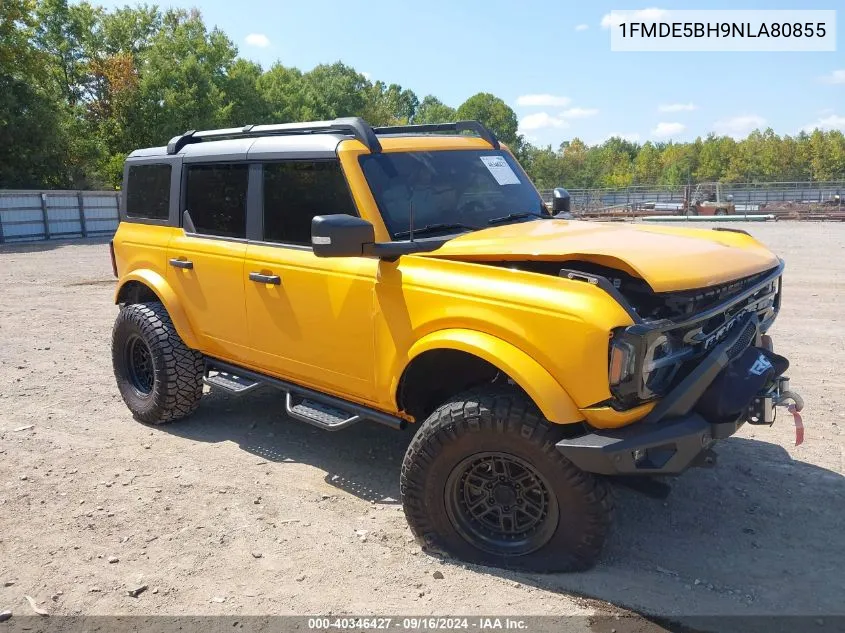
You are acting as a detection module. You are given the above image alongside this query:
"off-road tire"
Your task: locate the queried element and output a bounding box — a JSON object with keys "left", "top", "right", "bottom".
{"left": 112, "top": 302, "right": 204, "bottom": 424}
{"left": 400, "top": 387, "right": 612, "bottom": 572}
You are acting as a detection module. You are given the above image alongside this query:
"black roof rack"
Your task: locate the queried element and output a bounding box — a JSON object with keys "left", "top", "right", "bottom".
{"left": 373, "top": 121, "right": 500, "bottom": 150}
{"left": 165, "top": 117, "right": 499, "bottom": 155}
{"left": 166, "top": 117, "right": 382, "bottom": 155}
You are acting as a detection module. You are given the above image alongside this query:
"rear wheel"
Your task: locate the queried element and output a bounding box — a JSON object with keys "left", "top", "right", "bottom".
{"left": 112, "top": 302, "right": 204, "bottom": 424}
{"left": 400, "top": 387, "right": 612, "bottom": 572}
{"left": 715, "top": 208, "right": 727, "bottom": 216}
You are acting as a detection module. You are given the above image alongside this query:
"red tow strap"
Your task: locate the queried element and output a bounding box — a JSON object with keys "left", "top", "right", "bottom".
{"left": 788, "top": 404, "right": 804, "bottom": 446}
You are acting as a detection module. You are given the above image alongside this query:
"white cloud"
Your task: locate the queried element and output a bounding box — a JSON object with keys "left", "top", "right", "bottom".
{"left": 713, "top": 114, "right": 766, "bottom": 138}
{"left": 819, "top": 69, "right": 845, "bottom": 84}
{"left": 516, "top": 94, "right": 571, "bottom": 107}
{"left": 802, "top": 114, "right": 845, "bottom": 132}
{"left": 244, "top": 33, "right": 270, "bottom": 48}
{"left": 658, "top": 102, "right": 697, "bottom": 113}
{"left": 601, "top": 8, "right": 667, "bottom": 29}
{"left": 652, "top": 122, "right": 686, "bottom": 138}
{"left": 519, "top": 112, "right": 570, "bottom": 131}
{"left": 575, "top": 24, "right": 589, "bottom": 31}
{"left": 560, "top": 107, "right": 599, "bottom": 119}
{"left": 362, "top": 71, "right": 372, "bottom": 81}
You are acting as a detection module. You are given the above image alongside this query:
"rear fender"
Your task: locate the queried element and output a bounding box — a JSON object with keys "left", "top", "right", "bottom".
{"left": 114, "top": 269, "right": 200, "bottom": 349}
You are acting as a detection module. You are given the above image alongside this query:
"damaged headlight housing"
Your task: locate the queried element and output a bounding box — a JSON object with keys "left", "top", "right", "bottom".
{"left": 609, "top": 329, "right": 692, "bottom": 405}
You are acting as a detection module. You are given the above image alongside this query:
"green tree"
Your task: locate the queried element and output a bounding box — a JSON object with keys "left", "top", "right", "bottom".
{"left": 413, "top": 95, "right": 456, "bottom": 124}
{"left": 633, "top": 142, "right": 661, "bottom": 184}
{"left": 521, "top": 145, "right": 565, "bottom": 189}
{"left": 364, "top": 81, "right": 418, "bottom": 125}
{"left": 257, "top": 63, "right": 305, "bottom": 123}
{"left": 0, "top": 0, "right": 72, "bottom": 187}
{"left": 135, "top": 9, "right": 238, "bottom": 146}
{"left": 456, "top": 92, "right": 520, "bottom": 149}
{"left": 225, "top": 58, "right": 267, "bottom": 126}
{"left": 300, "top": 62, "right": 368, "bottom": 120}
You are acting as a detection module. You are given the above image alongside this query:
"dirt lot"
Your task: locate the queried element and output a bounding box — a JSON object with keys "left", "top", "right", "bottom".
{"left": 0, "top": 222, "right": 843, "bottom": 631}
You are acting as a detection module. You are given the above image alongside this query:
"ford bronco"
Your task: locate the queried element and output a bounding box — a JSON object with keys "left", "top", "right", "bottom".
{"left": 110, "top": 118, "right": 803, "bottom": 572}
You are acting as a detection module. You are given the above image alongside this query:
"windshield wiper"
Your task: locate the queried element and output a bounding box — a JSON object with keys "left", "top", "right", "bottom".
{"left": 486, "top": 212, "right": 543, "bottom": 226}
{"left": 393, "top": 223, "right": 479, "bottom": 239}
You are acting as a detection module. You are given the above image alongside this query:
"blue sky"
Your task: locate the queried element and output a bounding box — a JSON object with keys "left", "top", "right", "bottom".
{"left": 93, "top": 0, "right": 844, "bottom": 147}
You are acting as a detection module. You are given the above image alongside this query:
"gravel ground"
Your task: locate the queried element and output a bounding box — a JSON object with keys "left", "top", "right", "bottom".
{"left": 0, "top": 222, "right": 843, "bottom": 631}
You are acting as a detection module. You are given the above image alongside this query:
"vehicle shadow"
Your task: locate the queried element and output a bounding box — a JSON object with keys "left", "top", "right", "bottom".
{"left": 480, "top": 437, "right": 845, "bottom": 629}
{"left": 160, "top": 390, "right": 844, "bottom": 627}
{"left": 161, "top": 387, "right": 413, "bottom": 503}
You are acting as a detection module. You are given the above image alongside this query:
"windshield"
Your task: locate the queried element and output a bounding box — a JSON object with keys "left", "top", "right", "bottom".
{"left": 359, "top": 150, "right": 549, "bottom": 239}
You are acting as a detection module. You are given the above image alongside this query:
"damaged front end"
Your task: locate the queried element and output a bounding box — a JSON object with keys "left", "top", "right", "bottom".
{"left": 553, "top": 257, "right": 805, "bottom": 476}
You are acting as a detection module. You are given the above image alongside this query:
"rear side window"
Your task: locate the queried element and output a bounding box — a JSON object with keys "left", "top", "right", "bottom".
{"left": 126, "top": 164, "right": 171, "bottom": 220}
{"left": 263, "top": 161, "right": 356, "bottom": 245}
{"left": 185, "top": 164, "right": 249, "bottom": 239}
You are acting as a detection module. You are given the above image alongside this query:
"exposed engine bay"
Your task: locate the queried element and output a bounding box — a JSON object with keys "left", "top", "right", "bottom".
{"left": 489, "top": 259, "right": 777, "bottom": 323}
{"left": 486, "top": 258, "right": 782, "bottom": 409}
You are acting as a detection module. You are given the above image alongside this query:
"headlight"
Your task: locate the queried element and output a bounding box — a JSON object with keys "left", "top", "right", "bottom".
{"left": 609, "top": 339, "right": 635, "bottom": 386}
{"left": 609, "top": 329, "right": 693, "bottom": 405}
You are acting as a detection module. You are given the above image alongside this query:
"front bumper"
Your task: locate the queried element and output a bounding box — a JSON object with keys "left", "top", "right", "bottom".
{"left": 557, "top": 310, "right": 800, "bottom": 476}
{"left": 556, "top": 413, "right": 742, "bottom": 475}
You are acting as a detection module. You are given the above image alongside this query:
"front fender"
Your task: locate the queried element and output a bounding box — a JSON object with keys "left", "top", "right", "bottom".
{"left": 400, "top": 329, "right": 583, "bottom": 424}
{"left": 114, "top": 269, "right": 200, "bottom": 349}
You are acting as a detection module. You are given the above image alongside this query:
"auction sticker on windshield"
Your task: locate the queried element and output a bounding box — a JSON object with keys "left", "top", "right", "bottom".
{"left": 480, "top": 156, "right": 521, "bottom": 185}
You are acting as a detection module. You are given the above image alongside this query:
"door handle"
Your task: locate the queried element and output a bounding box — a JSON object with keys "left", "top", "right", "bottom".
{"left": 249, "top": 272, "right": 281, "bottom": 285}
{"left": 169, "top": 258, "right": 193, "bottom": 269}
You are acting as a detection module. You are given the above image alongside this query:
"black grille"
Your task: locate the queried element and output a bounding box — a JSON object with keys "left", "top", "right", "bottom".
{"left": 726, "top": 319, "right": 757, "bottom": 359}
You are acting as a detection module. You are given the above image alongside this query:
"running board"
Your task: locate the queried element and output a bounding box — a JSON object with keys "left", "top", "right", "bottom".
{"left": 204, "top": 371, "right": 260, "bottom": 395}
{"left": 286, "top": 393, "right": 361, "bottom": 431}
{"left": 204, "top": 358, "right": 406, "bottom": 431}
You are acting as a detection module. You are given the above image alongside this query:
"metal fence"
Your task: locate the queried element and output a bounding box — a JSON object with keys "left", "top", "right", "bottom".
{"left": 540, "top": 181, "right": 845, "bottom": 212}
{"left": 0, "top": 190, "right": 120, "bottom": 243}
{"left": 2, "top": 180, "right": 845, "bottom": 243}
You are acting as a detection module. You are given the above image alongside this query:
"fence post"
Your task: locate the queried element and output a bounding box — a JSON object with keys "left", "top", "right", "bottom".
{"left": 39, "top": 193, "right": 50, "bottom": 240}
{"left": 77, "top": 191, "right": 88, "bottom": 238}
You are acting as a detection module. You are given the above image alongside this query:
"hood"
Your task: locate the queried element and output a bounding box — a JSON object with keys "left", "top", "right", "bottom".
{"left": 419, "top": 219, "right": 780, "bottom": 292}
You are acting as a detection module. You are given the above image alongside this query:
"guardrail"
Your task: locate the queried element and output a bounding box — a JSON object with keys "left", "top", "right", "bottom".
{"left": 0, "top": 190, "right": 120, "bottom": 243}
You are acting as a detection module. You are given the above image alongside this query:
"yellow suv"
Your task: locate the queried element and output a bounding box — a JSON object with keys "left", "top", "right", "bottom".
{"left": 111, "top": 118, "right": 802, "bottom": 572}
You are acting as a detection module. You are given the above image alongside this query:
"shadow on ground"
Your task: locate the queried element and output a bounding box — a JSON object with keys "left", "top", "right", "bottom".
{"left": 160, "top": 388, "right": 845, "bottom": 630}
{"left": 162, "top": 388, "right": 413, "bottom": 503}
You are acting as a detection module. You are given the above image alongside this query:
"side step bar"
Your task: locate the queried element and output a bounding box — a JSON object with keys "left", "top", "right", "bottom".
{"left": 285, "top": 393, "right": 361, "bottom": 430}
{"left": 204, "top": 358, "right": 406, "bottom": 432}
{"left": 203, "top": 371, "right": 261, "bottom": 395}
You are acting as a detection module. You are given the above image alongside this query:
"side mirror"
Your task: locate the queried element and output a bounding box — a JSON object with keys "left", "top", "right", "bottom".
{"left": 552, "top": 187, "right": 571, "bottom": 215}
{"left": 311, "top": 214, "right": 375, "bottom": 257}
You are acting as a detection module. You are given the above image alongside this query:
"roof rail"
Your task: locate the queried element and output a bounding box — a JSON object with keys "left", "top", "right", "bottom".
{"left": 373, "top": 121, "right": 500, "bottom": 150}
{"left": 166, "top": 117, "right": 383, "bottom": 155}
{"left": 164, "top": 118, "right": 500, "bottom": 155}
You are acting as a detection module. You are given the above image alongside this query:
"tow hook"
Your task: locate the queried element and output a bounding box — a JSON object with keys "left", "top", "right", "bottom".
{"left": 775, "top": 388, "right": 805, "bottom": 446}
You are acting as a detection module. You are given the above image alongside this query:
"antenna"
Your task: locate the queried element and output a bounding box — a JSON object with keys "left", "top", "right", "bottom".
{"left": 409, "top": 196, "right": 415, "bottom": 242}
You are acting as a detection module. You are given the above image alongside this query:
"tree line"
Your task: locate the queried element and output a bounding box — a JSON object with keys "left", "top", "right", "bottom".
{"left": 2, "top": 0, "right": 844, "bottom": 191}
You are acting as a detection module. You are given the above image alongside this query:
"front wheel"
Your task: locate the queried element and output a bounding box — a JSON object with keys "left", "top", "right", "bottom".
{"left": 112, "top": 302, "right": 204, "bottom": 424}
{"left": 400, "top": 388, "right": 612, "bottom": 572}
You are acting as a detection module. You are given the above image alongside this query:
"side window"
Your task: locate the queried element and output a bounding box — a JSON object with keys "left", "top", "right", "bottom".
{"left": 185, "top": 164, "right": 248, "bottom": 238}
{"left": 263, "top": 161, "right": 356, "bottom": 245}
{"left": 126, "top": 164, "right": 171, "bottom": 220}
